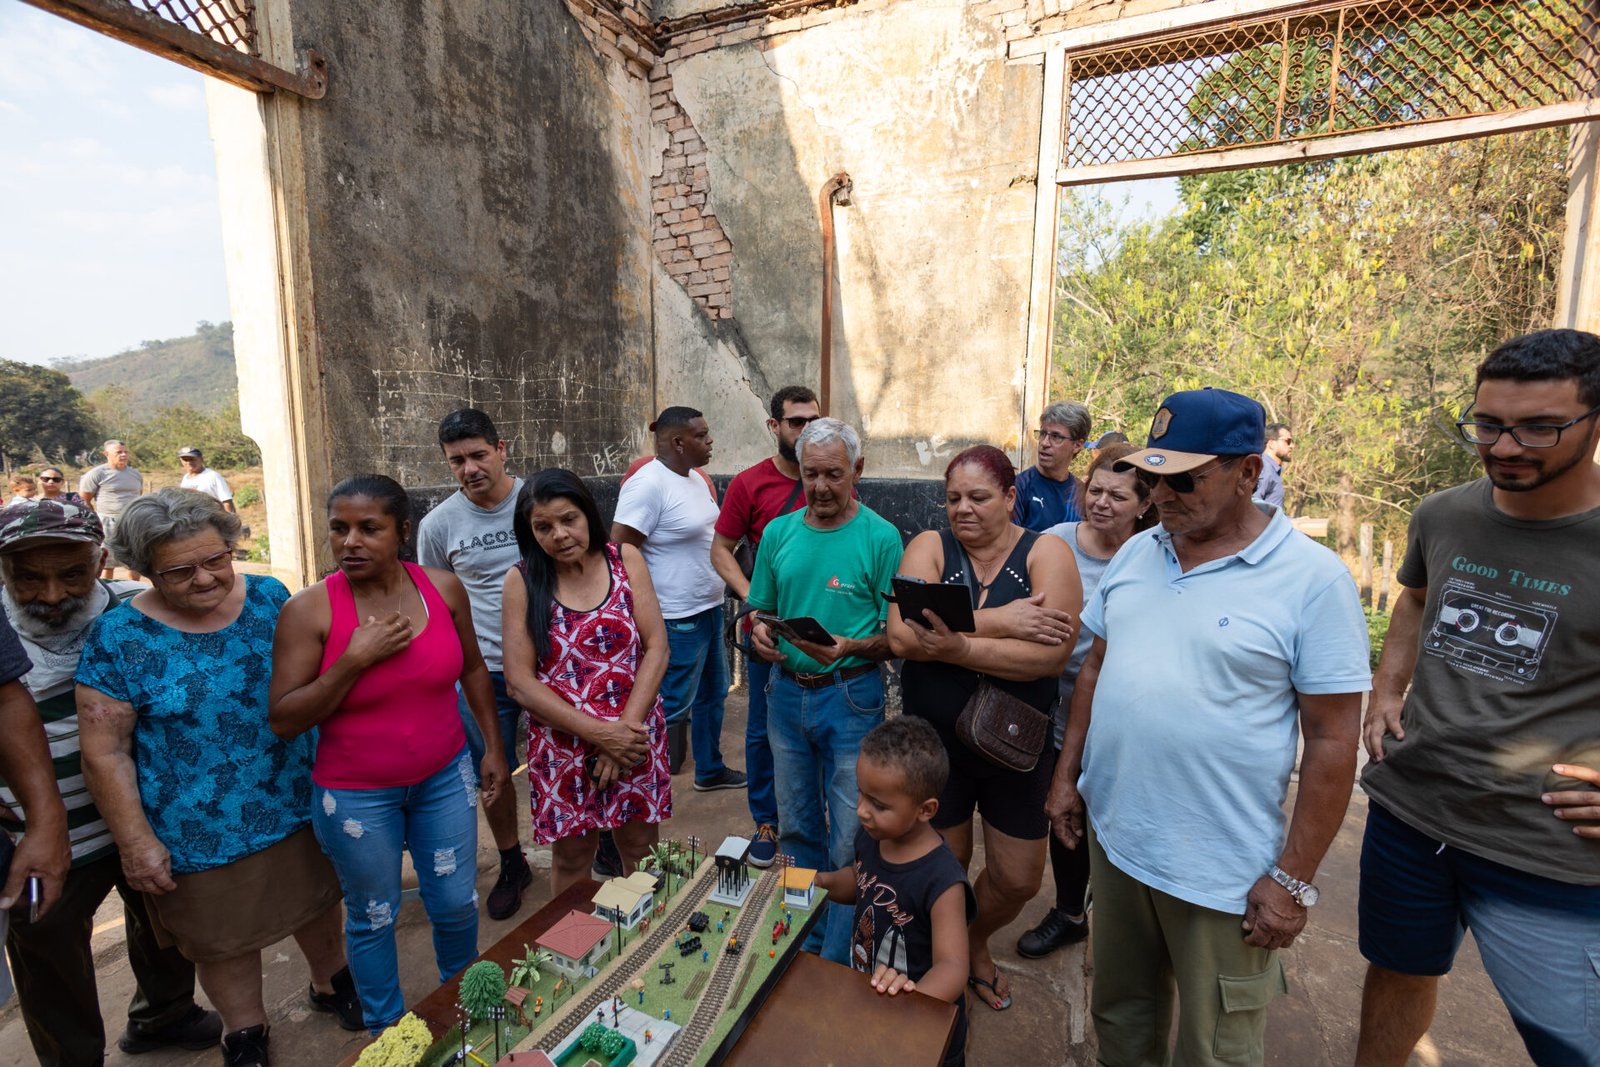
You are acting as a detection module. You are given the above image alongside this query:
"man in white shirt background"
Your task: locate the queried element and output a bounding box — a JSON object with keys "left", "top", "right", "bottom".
{"left": 176, "top": 448, "right": 235, "bottom": 513}
{"left": 611, "top": 406, "right": 745, "bottom": 792}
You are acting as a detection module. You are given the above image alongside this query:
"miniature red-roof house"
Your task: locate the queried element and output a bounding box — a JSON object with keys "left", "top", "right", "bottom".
{"left": 493, "top": 1051, "right": 556, "bottom": 1067}
{"left": 536, "top": 910, "right": 615, "bottom": 980}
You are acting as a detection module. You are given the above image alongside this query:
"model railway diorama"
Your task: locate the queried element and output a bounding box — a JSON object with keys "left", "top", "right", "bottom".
{"left": 351, "top": 835, "right": 823, "bottom": 1067}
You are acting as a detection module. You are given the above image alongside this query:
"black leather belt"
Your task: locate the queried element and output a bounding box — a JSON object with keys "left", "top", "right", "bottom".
{"left": 780, "top": 662, "right": 878, "bottom": 690}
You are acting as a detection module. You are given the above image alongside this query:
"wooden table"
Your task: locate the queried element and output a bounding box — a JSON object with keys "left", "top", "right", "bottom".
{"left": 718, "top": 951, "right": 958, "bottom": 1066}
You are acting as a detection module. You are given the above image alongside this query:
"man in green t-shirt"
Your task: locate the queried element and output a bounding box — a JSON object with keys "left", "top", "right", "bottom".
{"left": 1357, "top": 329, "right": 1600, "bottom": 1067}
{"left": 746, "top": 417, "right": 902, "bottom": 965}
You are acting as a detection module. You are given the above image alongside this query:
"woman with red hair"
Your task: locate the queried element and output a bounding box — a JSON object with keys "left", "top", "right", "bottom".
{"left": 887, "top": 444, "right": 1082, "bottom": 1017}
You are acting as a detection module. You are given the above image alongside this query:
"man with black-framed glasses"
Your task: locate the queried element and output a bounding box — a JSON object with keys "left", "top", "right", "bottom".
{"left": 1356, "top": 328, "right": 1600, "bottom": 1067}
{"left": 1014, "top": 401, "right": 1092, "bottom": 530}
{"left": 1045, "top": 387, "right": 1369, "bottom": 1067}
{"left": 710, "top": 385, "right": 820, "bottom": 869}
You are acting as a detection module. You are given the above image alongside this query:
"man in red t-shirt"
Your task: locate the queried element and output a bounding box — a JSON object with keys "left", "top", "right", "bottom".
{"left": 710, "top": 385, "right": 820, "bottom": 869}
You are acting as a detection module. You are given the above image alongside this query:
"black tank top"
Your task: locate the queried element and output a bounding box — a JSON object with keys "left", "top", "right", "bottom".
{"left": 900, "top": 528, "right": 1059, "bottom": 748}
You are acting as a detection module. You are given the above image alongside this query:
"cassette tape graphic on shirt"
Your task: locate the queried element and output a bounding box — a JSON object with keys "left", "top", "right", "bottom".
{"left": 1423, "top": 579, "right": 1554, "bottom": 683}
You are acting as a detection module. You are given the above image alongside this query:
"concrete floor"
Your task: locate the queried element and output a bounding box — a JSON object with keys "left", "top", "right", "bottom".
{"left": 0, "top": 688, "right": 1530, "bottom": 1066}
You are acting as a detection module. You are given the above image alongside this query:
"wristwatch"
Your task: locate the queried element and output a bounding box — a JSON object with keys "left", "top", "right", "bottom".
{"left": 1267, "top": 865, "right": 1320, "bottom": 907}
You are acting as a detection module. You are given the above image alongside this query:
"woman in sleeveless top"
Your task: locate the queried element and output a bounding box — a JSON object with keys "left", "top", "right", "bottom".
{"left": 500, "top": 469, "right": 672, "bottom": 897}
{"left": 889, "top": 445, "right": 1082, "bottom": 1015}
{"left": 269, "top": 475, "right": 508, "bottom": 1034}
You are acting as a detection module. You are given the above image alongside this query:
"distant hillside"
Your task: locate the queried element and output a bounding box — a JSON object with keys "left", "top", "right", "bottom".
{"left": 54, "top": 321, "right": 236, "bottom": 418}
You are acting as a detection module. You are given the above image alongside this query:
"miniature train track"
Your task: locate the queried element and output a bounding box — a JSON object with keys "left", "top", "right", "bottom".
{"left": 660, "top": 871, "right": 776, "bottom": 1067}
{"left": 538, "top": 864, "right": 717, "bottom": 1054}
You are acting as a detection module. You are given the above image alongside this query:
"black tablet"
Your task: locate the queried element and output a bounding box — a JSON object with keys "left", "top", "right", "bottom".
{"left": 754, "top": 612, "right": 835, "bottom": 646}
{"left": 891, "top": 576, "right": 976, "bottom": 632}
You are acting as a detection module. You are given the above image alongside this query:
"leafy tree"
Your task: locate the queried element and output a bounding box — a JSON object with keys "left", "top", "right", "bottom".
{"left": 1052, "top": 126, "right": 1565, "bottom": 550}
{"left": 0, "top": 361, "right": 97, "bottom": 472}
{"left": 458, "top": 960, "right": 508, "bottom": 1020}
{"left": 352, "top": 1013, "right": 432, "bottom": 1067}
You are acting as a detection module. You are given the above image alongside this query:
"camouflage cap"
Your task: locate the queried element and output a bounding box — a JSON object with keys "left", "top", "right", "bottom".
{"left": 0, "top": 499, "right": 104, "bottom": 553}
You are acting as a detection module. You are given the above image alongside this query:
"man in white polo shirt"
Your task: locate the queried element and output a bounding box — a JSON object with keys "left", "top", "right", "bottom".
{"left": 1046, "top": 387, "right": 1370, "bottom": 1067}
{"left": 611, "top": 407, "right": 744, "bottom": 791}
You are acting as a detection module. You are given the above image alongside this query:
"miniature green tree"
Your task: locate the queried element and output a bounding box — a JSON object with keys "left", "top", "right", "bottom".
{"left": 353, "top": 1013, "right": 432, "bottom": 1066}
{"left": 458, "top": 959, "right": 508, "bottom": 1021}
{"left": 579, "top": 1022, "right": 609, "bottom": 1053}
{"left": 508, "top": 946, "right": 551, "bottom": 990}
{"left": 599, "top": 1028, "right": 626, "bottom": 1058}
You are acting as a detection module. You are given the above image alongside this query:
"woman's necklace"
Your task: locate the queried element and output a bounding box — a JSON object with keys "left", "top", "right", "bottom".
{"left": 966, "top": 528, "right": 1021, "bottom": 590}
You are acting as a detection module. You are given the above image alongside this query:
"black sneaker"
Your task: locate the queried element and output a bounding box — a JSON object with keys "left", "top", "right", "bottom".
{"left": 693, "top": 768, "right": 749, "bottom": 792}
{"left": 309, "top": 965, "right": 364, "bottom": 1031}
{"left": 221, "top": 1024, "right": 270, "bottom": 1067}
{"left": 487, "top": 853, "right": 534, "bottom": 920}
{"left": 592, "top": 830, "right": 624, "bottom": 879}
{"left": 117, "top": 1003, "right": 223, "bottom": 1054}
{"left": 1016, "top": 907, "right": 1089, "bottom": 958}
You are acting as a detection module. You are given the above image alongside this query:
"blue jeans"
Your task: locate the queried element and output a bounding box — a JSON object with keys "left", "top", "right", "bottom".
{"left": 743, "top": 645, "right": 778, "bottom": 827}
{"left": 766, "top": 667, "right": 884, "bottom": 964}
{"left": 457, "top": 670, "right": 526, "bottom": 780}
{"left": 312, "top": 746, "right": 481, "bottom": 1032}
{"left": 1360, "top": 801, "right": 1600, "bottom": 1066}
{"left": 661, "top": 605, "right": 729, "bottom": 782}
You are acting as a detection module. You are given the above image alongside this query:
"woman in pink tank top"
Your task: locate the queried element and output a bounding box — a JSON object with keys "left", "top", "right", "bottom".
{"left": 500, "top": 469, "right": 672, "bottom": 896}
{"left": 269, "top": 475, "right": 508, "bottom": 1033}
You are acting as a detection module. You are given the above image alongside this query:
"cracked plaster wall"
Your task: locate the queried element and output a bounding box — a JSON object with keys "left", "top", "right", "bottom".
{"left": 653, "top": 0, "right": 1045, "bottom": 477}
{"left": 281, "top": 0, "right": 659, "bottom": 489}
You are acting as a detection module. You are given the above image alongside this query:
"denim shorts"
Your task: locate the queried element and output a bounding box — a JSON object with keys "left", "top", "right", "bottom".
{"left": 1359, "top": 801, "right": 1600, "bottom": 1065}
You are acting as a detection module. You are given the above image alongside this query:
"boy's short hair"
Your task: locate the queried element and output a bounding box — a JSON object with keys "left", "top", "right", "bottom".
{"left": 859, "top": 716, "right": 948, "bottom": 803}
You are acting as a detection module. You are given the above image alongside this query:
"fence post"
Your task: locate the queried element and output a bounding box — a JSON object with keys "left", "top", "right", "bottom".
{"left": 1358, "top": 523, "right": 1374, "bottom": 607}
{"left": 1378, "top": 539, "right": 1394, "bottom": 613}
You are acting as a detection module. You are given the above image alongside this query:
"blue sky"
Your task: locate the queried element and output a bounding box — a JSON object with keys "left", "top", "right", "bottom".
{"left": 0, "top": 5, "right": 230, "bottom": 367}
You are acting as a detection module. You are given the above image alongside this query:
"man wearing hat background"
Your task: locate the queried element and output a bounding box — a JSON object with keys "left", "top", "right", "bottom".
{"left": 1044, "top": 387, "right": 1370, "bottom": 1067}
{"left": 0, "top": 500, "right": 219, "bottom": 1063}
{"left": 177, "top": 447, "right": 235, "bottom": 513}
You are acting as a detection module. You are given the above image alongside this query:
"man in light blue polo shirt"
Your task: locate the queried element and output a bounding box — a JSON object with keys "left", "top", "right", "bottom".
{"left": 1045, "top": 387, "right": 1369, "bottom": 1067}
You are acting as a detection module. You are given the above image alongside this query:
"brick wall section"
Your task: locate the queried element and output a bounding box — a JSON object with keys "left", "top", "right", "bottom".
{"left": 561, "top": 0, "right": 659, "bottom": 78}
{"left": 560, "top": 0, "right": 1064, "bottom": 321}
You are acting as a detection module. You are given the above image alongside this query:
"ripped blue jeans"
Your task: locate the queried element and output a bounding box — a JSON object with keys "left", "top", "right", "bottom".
{"left": 311, "top": 745, "right": 480, "bottom": 1032}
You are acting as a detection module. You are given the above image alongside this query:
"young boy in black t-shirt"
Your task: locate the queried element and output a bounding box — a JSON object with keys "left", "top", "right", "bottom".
{"left": 816, "top": 717, "right": 976, "bottom": 1065}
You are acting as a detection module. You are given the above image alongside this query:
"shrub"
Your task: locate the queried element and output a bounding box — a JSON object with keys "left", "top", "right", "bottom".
{"left": 1365, "top": 608, "right": 1391, "bottom": 670}
{"left": 234, "top": 484, "right": 261, "bottom": 508}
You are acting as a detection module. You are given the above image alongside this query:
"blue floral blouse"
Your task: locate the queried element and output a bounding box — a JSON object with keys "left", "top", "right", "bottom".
{"left": 77, "top": 575, "right": 313, "bottom": 873}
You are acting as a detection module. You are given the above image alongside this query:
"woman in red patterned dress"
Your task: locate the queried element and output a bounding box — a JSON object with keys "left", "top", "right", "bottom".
{"left": 501, "top": 468, "right": 672, "bottom": 895}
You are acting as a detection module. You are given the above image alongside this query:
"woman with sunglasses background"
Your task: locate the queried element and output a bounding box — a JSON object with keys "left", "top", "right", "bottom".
{"left": 77, "top": 489, "right": 359, "bottom": 1066}
{"left": 34, "top": 468, "right": 83, "bottom": 506}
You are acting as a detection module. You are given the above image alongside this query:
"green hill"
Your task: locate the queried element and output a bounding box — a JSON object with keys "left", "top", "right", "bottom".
{"left": 54, "top": 321, "right": 236, "bottom": 418}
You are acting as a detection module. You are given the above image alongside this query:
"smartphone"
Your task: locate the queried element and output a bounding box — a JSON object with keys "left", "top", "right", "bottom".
{"left": 754, "top": 612, "right": 835, "bottom": 646}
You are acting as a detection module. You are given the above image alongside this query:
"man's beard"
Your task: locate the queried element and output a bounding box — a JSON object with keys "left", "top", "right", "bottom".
{"left": 4, "top": 586, "right": 95, "bottom": 635}
{"left": 1485, "top": 446, "right": 1589, "bottom": 493}
{"left": 779, "top": 440, "right": 798, "bottom": 463}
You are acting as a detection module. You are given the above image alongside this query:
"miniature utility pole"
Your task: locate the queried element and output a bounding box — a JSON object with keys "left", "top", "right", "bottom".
{"left": 687, "top": 835, "right": 702, "bottom": 874}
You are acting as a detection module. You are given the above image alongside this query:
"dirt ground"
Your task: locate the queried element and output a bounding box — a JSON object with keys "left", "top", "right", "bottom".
{"left": 0, "top": 686, "right": 1530, "bottom": 1066}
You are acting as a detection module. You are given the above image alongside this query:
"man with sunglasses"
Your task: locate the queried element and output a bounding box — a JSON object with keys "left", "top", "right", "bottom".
{"left": 1045, "top": 387, "right": 1369, "bottom": 1067}
{"left": 1356, "top": 329, "right": 1600, "bottom": 1067}
{"left": 1014, "top": 401, "right": 1092, "bottom": 530}
{"left": 710, "top": 385, "right": 820, "bottom": 869}
{"left": 0, "top": 500, "right": 218, "bottom": 1063}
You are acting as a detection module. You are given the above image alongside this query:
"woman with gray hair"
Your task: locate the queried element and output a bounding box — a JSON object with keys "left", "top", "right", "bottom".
{"left": 1014, "top": 400, "right": 1093, "bottom": 531}
{"left": 76, "top": 489, "right": 359, "bottom": 1066}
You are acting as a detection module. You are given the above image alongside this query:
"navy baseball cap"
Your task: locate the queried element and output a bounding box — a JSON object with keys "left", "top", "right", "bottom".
{"left": 1116, "top": 388, "right": 1267, "bottom": 475}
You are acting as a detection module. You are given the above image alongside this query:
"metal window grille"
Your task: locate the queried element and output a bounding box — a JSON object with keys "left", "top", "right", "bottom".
{"left": 136, "top": 0, "right": 256, "bottom": 56}
{"left": 1062, "top": 0, "right": 1600, "bottom": 172}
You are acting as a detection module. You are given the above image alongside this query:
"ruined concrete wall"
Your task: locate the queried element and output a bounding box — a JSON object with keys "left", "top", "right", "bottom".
{"left": 644, "top": 0, "right": 1046, "bottom": 478}
{"left": 279, "top": 0, "right": 659, "bottom": 491}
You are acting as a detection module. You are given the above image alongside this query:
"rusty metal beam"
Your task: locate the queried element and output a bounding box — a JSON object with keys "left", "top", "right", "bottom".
{"left": 22, "top": 0, "right": 327, "bottom": 99}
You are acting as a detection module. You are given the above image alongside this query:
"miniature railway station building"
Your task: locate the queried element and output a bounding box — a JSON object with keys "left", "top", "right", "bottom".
{"left": 592, "top": 871, "right": 659, "bottom": 930}
{"left": 780, "top": 867, "right": 817, "bottom": 911}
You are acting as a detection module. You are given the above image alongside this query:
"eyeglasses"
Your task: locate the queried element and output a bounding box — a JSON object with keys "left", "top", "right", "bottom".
{"left": 781, "top": 415, "right": 822, "bottom": 430}
{"left": 37, "top": 476, "right": 63, "bottom": 483}
{"left": 1135, "top": 455, "right": 1242, "bottom": 494}
{"left": 1456, "top": 403, "right": 1600, "bottom": 448}
{"left": 154, "top": 549, "right": 233, "bottom": 585}
{"left": 1035, "top": 430, "right": 1080, "bottom": 445}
